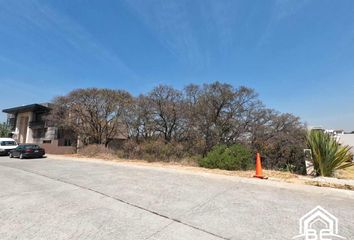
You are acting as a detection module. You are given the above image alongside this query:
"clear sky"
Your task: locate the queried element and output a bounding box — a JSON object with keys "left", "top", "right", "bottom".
{"left": 0, "top": 0, "right": 353, "bottom": 130}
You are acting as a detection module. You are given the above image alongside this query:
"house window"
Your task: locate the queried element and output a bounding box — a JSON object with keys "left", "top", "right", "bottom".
{"left": 43, "top": 140, "right": 51, "bottom": 144}
{"left": 33, "top": 129, "right": 45, "bottom": 139}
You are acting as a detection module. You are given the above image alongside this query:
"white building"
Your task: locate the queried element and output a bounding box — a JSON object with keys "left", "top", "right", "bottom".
{"left": 309, "top": 126, "right": 354, "bottom": 154}
{"left": 337, "top": 134, "right": 354, "bottom": 154}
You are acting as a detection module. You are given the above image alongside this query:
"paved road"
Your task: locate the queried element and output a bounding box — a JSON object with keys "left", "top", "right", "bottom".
{"left": 0, "top": 156, "right": 353, "bottom": 240}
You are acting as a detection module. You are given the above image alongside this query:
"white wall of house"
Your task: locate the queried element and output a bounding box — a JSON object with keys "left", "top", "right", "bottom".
{"left": 12, "top": 111, "right": 58, "bottom": 144}
{"left": 14, "top": 112, "right": 33, "bottom": 144}
{"left": 337, "top": 134, "right": 354, "bottom": 154}
{"left": 26, "top": 112, "right": 34, "bottom": 143}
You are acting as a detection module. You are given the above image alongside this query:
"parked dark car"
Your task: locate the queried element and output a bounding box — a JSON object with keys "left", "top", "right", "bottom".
{"left": 9, "top": 144, "right": 45, "bottom": 159}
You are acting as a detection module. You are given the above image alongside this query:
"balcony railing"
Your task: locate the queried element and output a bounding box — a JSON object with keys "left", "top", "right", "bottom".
{"left": 29, "top": 121, "right": 46, "bottom": 129}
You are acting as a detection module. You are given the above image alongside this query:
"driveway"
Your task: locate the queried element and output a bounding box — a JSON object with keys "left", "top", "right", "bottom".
{"left": 0, "top": 156, "right": 353, "bottom": 240}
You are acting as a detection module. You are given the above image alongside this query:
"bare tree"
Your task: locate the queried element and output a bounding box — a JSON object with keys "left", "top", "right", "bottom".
{"left": 50, "top": 88, "right": 132, "bottom": 146}
{"left": 126, "top": 95, "right": 156, "bottom": 141}
{"left": 48, "top": 82, "right": 307, "bottom": 173}
{"left": 183, "top": 82, "right": 262, "bottom": 154}
{"left": 250, "top": 110, "right": 307, "bottom": 172}
{"left": 146, "top": 85, "right": 183, "bottom": 142}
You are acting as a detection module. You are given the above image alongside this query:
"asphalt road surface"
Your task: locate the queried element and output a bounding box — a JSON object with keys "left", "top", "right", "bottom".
{"left": 0, "top": 156, "right": 353, "bottom": 240}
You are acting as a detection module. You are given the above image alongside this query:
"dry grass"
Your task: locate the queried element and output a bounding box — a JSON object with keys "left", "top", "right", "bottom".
{"left": 304, "top": 180, "right": 354, "bottom": 191}
{"left": 78, "top": 144, "right": 117, "bottom": 160}
{"left": 70, "top": 153, "right": 298, "bottom": 179}
{"left": 336, "top": 165, "right": 354, "bottom": 180}
{"left": 60, "top": 153, "right": 353, "bottom": 191}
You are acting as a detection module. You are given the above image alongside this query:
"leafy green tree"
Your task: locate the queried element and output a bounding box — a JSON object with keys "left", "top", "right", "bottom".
{"left": 307, "top": 131, "right": 353, "bottom": 176}
{"left": 0, "top": 122, "right": 11, "bottom": 137}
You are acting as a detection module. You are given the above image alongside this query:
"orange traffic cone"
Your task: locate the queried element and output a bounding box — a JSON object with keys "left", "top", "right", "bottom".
{"left": 253, "top": 153, "right": 267, "bottom": 179}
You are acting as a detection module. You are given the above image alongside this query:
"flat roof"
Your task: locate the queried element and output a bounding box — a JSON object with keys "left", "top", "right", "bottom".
{"left": 2, "top": 104, "right": 50, "bottom": 114}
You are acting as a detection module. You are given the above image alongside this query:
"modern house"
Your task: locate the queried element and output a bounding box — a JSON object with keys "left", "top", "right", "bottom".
{"left": 2, "top": 103, "right": 76, "bottom": 154}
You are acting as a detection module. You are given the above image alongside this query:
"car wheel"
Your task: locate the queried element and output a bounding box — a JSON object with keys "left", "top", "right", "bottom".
{"left": 19, "top": 153, "right": 24, "bottom": 159}
{"left": 9, "top": 153, "right": 13, "bottom": 158}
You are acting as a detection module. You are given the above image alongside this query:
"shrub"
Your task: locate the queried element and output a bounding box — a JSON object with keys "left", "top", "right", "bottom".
{"left": 252, "top": 121, "right": 307, "bottom": 174}
{"left": 307, "top": 131, "right": 354, "bottom": 177}
{"left": 79, "top": 144, "right": 115, "bottom": 159}
{"left": 122, "top": 139, "right": 189, "bottom": 162}
{"left": 261, "top": 142, "right": 306, "bottom": 174}
{"left": 199, "top": 144, "right": 254, "bottom": 170}
{"left": 120, "top": 140, "right": 140, "bottom": 159}
{"left": 142, "top": 140, "right": 186, "bottom": 161}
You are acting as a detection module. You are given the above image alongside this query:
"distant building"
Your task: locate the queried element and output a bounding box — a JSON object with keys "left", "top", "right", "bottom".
{"left": 2, "top": 103, "right": 76, "bottom": 154}
{"left": 309, "top": 126, "right": 354, "bottom": 155}
{"left": 310, "top": 127, "right": 344, "bottom": 136}
{"left": 325, "top": 129, "right": 345, "bottom": 136}
{"left": 337, "top": 134, "right": 354, "bottom": 155}
{"left": 2, "top": 103, "right": 128, "bottom": 154}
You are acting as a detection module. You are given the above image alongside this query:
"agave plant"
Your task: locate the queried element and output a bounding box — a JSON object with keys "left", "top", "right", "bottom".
{"left": 307, "top": 130, "right": 353, "bottom": 177}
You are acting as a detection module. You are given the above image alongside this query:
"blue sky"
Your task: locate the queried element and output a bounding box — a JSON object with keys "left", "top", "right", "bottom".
{"left": 0, "top": 0, "right": 354, "bottom": 130}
